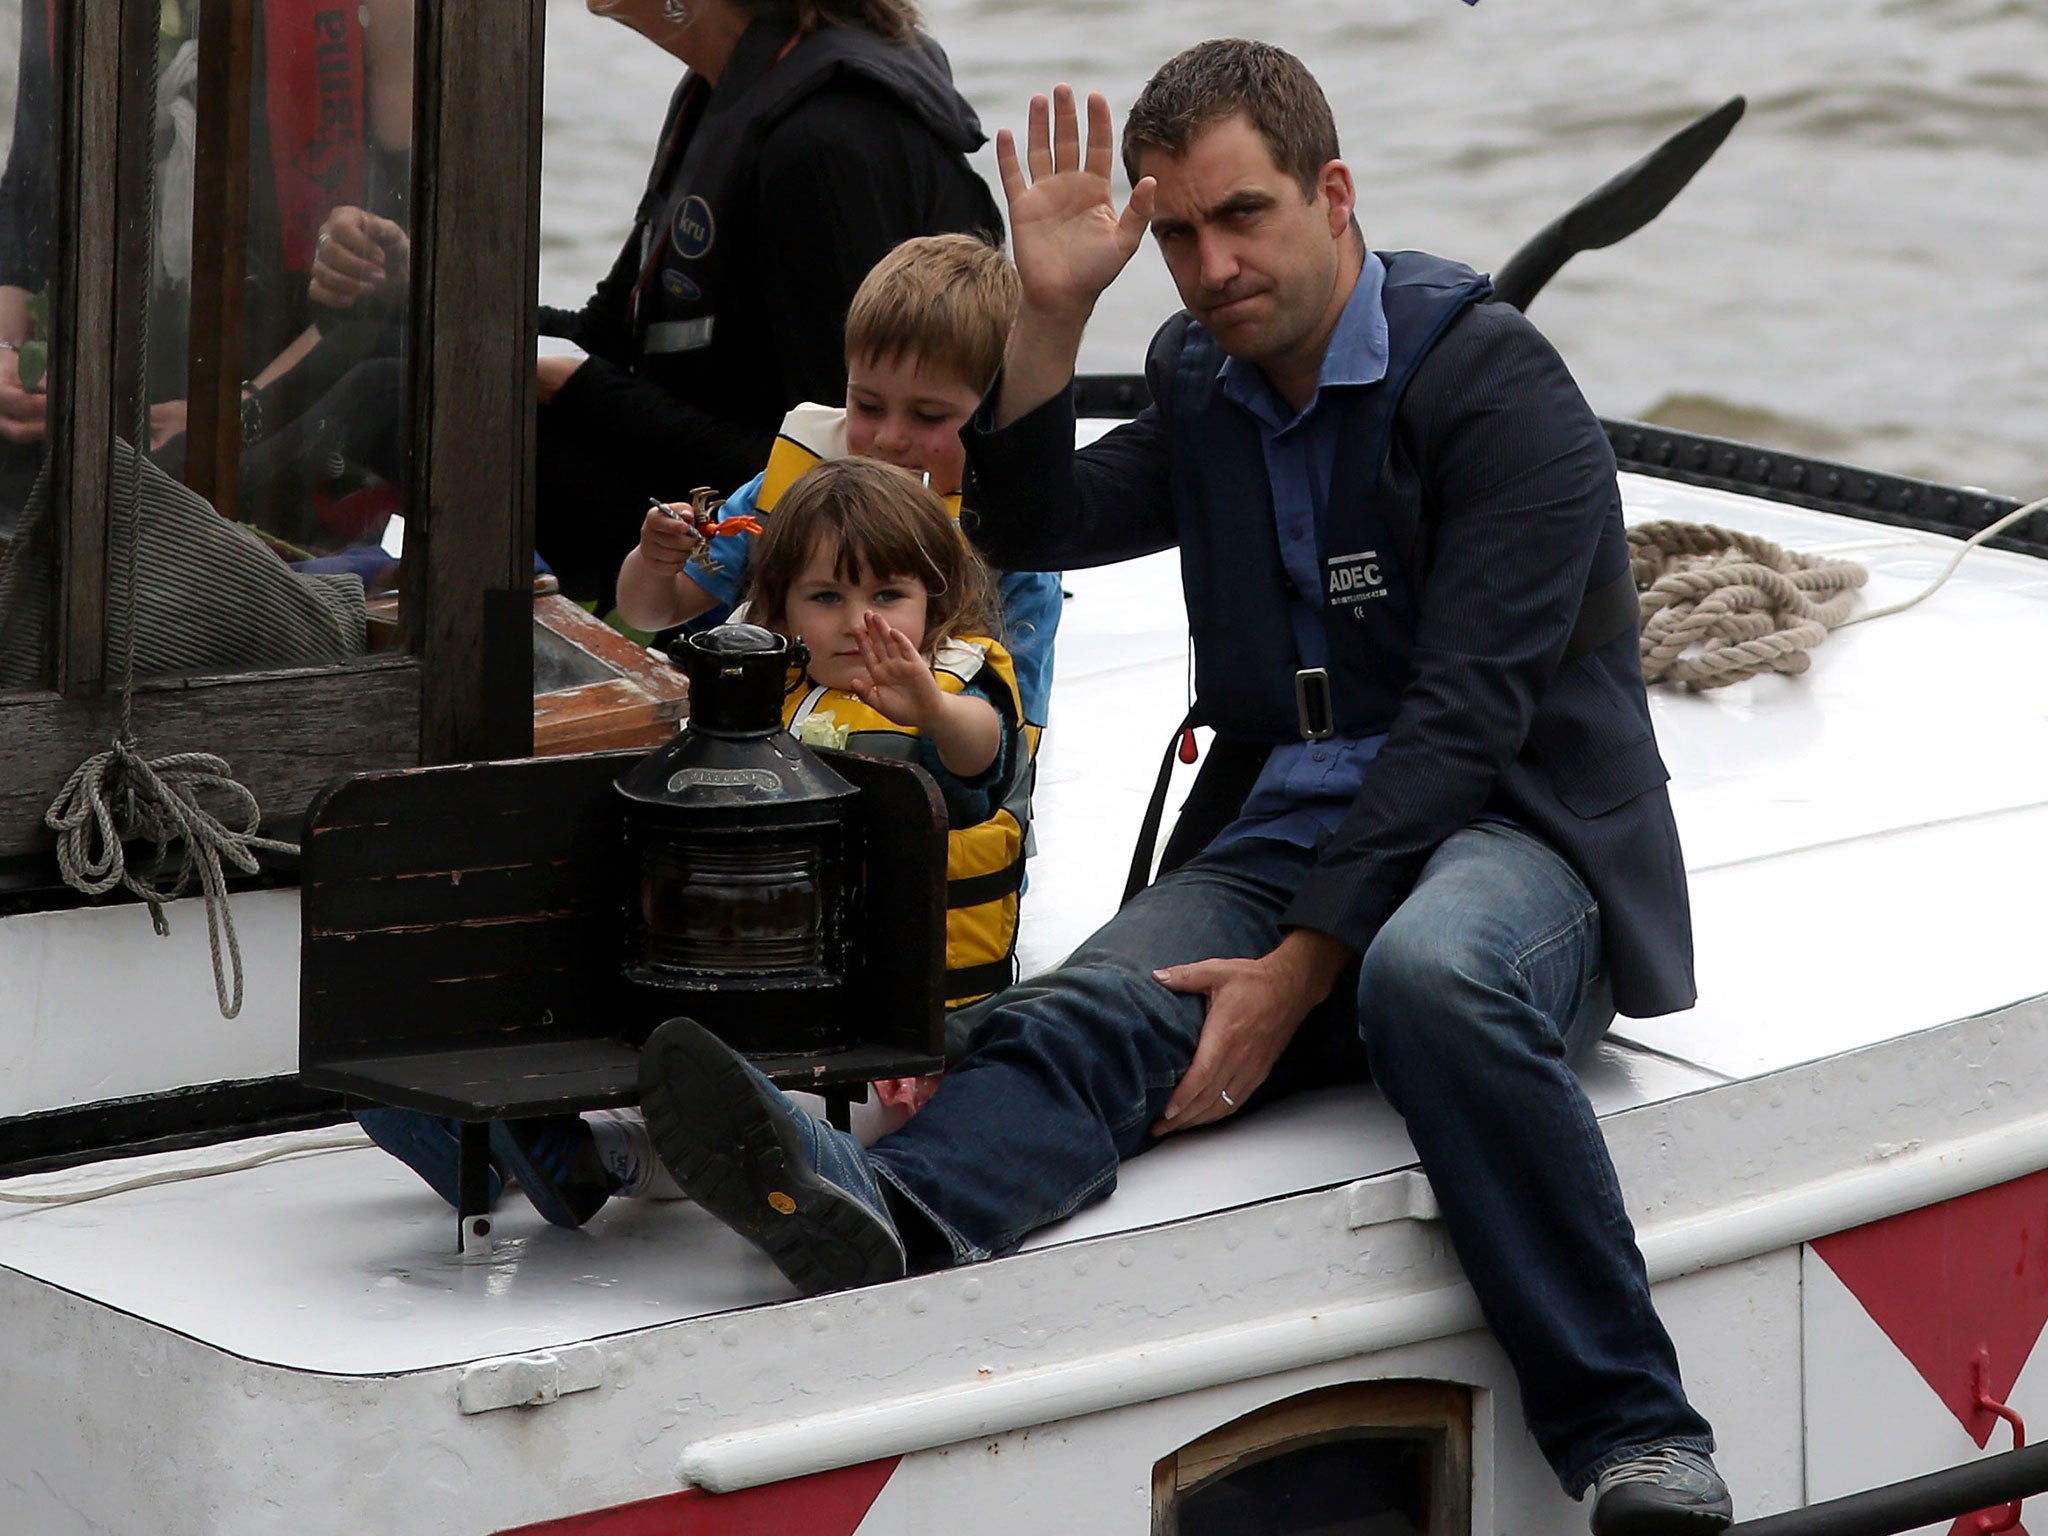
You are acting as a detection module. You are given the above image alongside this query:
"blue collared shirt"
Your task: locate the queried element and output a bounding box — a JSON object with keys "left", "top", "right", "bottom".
{"left": 1211, "top": 253, "right": 1393, "bottom": 853}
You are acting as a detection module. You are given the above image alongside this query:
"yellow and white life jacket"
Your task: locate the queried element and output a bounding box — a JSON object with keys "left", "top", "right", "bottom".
{"left": 783, "top": 635, "right": 1028, "bottom": 1009}
{"left": 756, "top": 403, "right": 856, "bottom": 513}
{"left": 757, "top": 402, "right": 969, "bottom": 517}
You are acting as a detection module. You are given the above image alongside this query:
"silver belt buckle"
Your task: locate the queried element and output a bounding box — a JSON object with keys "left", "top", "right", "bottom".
{"left": 1294, "top": 667, "right": 1334, "bottom": 741}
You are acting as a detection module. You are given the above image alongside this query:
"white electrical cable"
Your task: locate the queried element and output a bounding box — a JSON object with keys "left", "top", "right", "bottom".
{"left": 1837, "top": 492, "right": 2048, "bottom": 628}
{"left": 0, "top": 1131, "right": 369, "bottom": 1211}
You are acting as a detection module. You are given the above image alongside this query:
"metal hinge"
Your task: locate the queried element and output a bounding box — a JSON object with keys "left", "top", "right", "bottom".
{"left": 1345, "top": 1170, "right": 1441, "bottom": 1230}
{"left": 457, "top": 1343, "right": 606, "bottom": 1415}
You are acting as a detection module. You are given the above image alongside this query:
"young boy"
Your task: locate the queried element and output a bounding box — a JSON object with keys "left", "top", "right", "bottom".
{"left": 615, "top": 233, "right": 1062, "bottom": 736}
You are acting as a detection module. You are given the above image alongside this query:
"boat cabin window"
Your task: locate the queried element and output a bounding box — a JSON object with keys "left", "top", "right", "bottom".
{"left": 1, "top": 1, "right": 418, "bottom": 692}
{"left": 1152, "top": 1382, "right": 1472, "bottom": 1536}
{"left": 181, "top": 0, "right": 419, "bottom": 635}
{"left": 0, "top": 0, "right": 541, "bottom": 874}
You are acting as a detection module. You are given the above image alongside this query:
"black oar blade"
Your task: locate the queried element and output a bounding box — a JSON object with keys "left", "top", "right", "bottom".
{"left": 1493, "top": 94, "right": 1746, "bottom": 311}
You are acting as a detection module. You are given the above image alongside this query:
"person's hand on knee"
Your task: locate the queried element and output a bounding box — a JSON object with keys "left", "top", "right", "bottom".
{"left": 1150, "top": 930, "right": 1352, "bottom": 1136}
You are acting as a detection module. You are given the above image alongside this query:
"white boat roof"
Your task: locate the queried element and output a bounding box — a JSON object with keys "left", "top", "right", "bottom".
{"left": 4, "top": 467, "right": 2046, "bottom": 1377}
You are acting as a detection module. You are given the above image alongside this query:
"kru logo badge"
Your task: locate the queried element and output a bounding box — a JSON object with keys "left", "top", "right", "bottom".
{"left": 662, "top": 269, "right": 702, "bottom": 301}
{"left": 671, "top": 194, "right": 715, "bottom": 260}
{"left": 1325, "top": 549, "right": 1388, "bottom": 608}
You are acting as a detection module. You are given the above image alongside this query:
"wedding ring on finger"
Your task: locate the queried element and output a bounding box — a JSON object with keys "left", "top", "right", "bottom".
{"left": 1218, "top": 1089, "right": 1237, "bottom": 1109}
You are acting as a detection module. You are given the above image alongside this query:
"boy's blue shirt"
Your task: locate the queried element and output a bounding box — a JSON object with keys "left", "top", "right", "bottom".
{"left": 681, "top": 471, "right": 768, "bottom": 611}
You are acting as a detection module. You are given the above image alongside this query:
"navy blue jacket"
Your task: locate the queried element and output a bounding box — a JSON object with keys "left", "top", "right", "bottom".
{"left": 965, "top": 252, "right": 1694, "bottom": 1019}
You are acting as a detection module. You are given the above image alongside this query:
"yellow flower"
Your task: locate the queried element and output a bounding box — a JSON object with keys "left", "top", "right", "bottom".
{"left": 794, "top": 712, "right": 850, "bottom": 750}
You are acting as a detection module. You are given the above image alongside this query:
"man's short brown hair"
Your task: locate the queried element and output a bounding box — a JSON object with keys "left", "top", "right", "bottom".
{"left": 843, "top": 233, "right": 1021, "bottom": 393}
{"left": 1121, "top": 38, "right": 1340, "bottom": 197}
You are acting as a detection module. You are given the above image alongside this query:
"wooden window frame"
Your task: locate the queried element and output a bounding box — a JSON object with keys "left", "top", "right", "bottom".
{"left": 1151, "top": 1380, "right": 1473, "bottom": 1536}
{"left": 0, "top": 0, "right": 542, "bottom": 874}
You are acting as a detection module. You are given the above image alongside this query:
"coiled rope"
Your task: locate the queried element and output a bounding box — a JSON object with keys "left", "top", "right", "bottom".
{"left": 1630, "top": 522, "right": 1867, "bottom": 690}
{"left": 41, "top": 21, "right": 293, "bottom": 1019}
{"left": 45, "top": 745, "right": 298, "bottom": 1017}
{"left": 1630, "top": 493, "right": 2048, "bottom": 692}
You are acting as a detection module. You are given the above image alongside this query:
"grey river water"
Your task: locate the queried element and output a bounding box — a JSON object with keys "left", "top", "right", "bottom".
{"left": 541, "top": 0, "right": 2048, "bottom": 500}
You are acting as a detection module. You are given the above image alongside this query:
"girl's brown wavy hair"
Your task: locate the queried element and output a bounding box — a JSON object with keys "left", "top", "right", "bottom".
{"left": 747, "top": 458, "right": 999, "bottom": 656}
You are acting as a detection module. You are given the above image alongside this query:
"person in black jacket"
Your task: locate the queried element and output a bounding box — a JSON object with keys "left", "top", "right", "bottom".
{"left": 634, "top": 41, "right": 1732, "bottom": 1536}
{"left": 532, "top": 0, "right": 1001, "bottom": 604}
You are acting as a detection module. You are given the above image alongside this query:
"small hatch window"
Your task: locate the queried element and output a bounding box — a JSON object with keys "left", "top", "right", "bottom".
{"left": 1153, "top": 1381, "right": 1471, "bottom": 1536}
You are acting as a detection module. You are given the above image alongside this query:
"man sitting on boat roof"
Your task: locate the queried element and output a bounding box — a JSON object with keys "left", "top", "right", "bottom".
{"left": 636, "top": 39, "right": 1732, "bottom": 1535}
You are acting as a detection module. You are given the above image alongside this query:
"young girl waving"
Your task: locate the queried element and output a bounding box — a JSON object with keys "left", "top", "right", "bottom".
{"left": 749, "top": 459, "right": 1031, "bottom": 1075}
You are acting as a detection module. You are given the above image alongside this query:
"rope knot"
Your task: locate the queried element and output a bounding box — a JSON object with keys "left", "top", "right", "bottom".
{"left": 1629, "top": 521, "right": 1868, "bottom": 690}
{"left": 45, "top": 740, "right": 299, "bottom": 1016}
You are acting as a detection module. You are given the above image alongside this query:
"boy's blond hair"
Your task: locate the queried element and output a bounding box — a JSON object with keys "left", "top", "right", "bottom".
{"left": 843, "top": 233, "right": 1021, "bottom": 392}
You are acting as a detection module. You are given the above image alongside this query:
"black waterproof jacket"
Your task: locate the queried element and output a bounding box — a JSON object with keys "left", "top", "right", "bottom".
{"left": 539, "top": 19, "right": 1001, "bottom": 546}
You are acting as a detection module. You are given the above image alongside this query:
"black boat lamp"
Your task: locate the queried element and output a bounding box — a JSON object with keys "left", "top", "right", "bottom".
{"left": 615, "top": 625, "right": 945, "bottom": 1077}
{"left": 616, "top": 624, "right": 860, "bottom": 1053}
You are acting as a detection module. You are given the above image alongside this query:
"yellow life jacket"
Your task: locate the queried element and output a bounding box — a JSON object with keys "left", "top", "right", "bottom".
{"left": 759, "top": 403, "right": 968, "bottom": 520}
{"left": 756, "top": 403, "right": 857, "bottom": 513}
{"left": 783, "top": 636, "right": 1027, "bottom": 1009}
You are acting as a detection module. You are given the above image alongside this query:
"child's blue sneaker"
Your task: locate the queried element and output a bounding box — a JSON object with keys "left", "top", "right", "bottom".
{"left": 638, "top": 1016, "right": 906, "bottom": 1294}
{"left": 354, "top": 1107, "right": 503, "bottom": 1209}
{"left": 489, "top": 1115, "right": 620, "bottom": 1229}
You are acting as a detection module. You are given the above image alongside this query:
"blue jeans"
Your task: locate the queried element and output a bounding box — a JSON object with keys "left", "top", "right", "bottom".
{"left": 868, "top": 823, "right": 1712, "bottom": 1493}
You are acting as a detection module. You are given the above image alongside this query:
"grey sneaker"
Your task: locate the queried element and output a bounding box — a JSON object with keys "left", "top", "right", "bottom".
{"left": 638, "top": 1016, "right": 906, "bottom": 1295}
{"left": 1591, "top": 1445, "right": 1732, "bottom": 1534}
